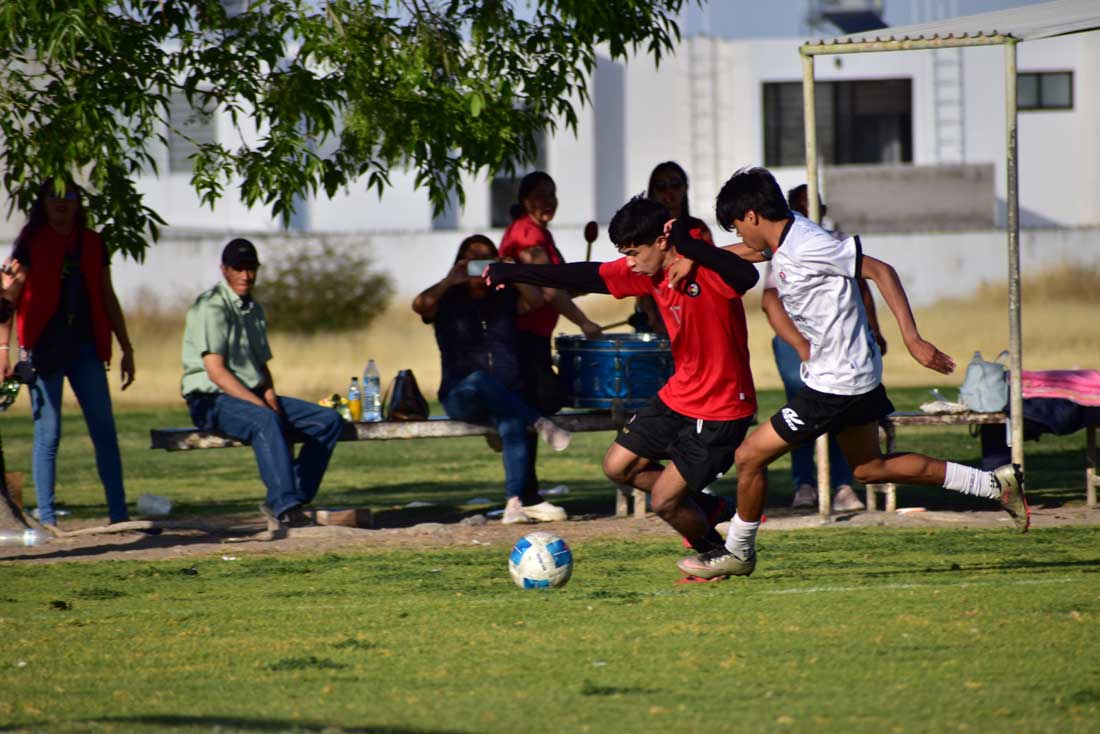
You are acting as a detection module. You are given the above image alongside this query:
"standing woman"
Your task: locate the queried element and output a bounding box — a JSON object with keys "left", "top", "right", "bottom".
{"left": 499, "top": 171, "right": 600, "bottom": 509}
{"left": 0, "top": 180, "right": 136, "bottom": 527}
{"left": 631, "top": 161, "right": 708, "bottom": 335}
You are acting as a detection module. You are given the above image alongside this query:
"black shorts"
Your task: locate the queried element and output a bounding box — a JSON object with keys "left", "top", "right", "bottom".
{"left": 770, "top": 383, "right": 895, "bottom": 447}
{"left": 614, "top": 396, "right": 753, "bottom": 492}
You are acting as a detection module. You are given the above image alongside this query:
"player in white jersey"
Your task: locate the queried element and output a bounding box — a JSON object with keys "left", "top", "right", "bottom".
{"left": 675, "top": 167, "right": 1029, "bottom": 581}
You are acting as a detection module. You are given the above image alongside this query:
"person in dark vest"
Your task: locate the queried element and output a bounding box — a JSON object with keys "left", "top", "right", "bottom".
{"left": 0, "top": 179, "right": 136, "bottom": 527}
{"left": 414, "top": 234, "right": 572, "bottom": 525}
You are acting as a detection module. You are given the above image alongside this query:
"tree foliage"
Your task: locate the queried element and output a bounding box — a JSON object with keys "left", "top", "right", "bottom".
{"left": 1, "top": 1, "right": 690, "bottom": 259}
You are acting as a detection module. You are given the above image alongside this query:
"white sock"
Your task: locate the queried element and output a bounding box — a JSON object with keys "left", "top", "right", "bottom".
{"left": 943, "top": 462, "right": 998, "bottom": 499}
{"left": 724, "top": 513, "right": 760, "bottom": 560}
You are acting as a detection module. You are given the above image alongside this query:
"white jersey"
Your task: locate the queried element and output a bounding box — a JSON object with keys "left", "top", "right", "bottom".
{"left": 770, "top": 214, "right": 882, "bottom": 396}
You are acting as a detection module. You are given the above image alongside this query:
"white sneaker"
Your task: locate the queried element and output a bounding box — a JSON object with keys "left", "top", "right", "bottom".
{"left": 791, "top": 484, "right": 818, "bottom": 508}
{"left": 534, "top": 418, "right": 571, "bottom": 451}
{"left": 501, "top": 505, "right": 533, "bottom": 524}
{"left": 522, "top": 501, "right": 567, "bottom": 522}
{"left": 833, "top": 484, "right": 866, "bottom": 512}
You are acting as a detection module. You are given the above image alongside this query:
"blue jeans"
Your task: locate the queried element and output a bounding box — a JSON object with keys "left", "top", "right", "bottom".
{"left": 187, "top": 393, "right": 344, "bottom": 516}
{"left": 29, "top": 342, "right": 128, "bottom": 525}
{"left": 441, "top": 371, "right": 541, "bottom": 500}
{"left": 772, "top": 336, "right": 855, "bottom": 489}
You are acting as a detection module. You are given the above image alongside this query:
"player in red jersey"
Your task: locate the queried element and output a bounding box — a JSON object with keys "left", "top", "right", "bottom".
{"left": 487, "top": 195, "right": 760, "bottom": 560}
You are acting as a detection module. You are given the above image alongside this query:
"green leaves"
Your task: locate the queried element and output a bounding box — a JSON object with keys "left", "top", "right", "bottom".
{"left": 1, "top": 1, "right": 691, "bottom": 259}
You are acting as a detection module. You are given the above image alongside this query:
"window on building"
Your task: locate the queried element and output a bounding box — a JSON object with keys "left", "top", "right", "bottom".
{"left": 489, "top": 131, "right": 548, "bottom": 229}
{"left": 1018, "top": 71, "right": 1073, "bottom": 111}
{"left": 763, "top": 78, "right": 912, "bottom": 167}
{"left": 167, "top": 90, "right": 217, "bottom": 174}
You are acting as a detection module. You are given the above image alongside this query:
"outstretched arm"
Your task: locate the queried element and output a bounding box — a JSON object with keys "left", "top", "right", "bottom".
{"left": 861, "top": 256, "right": 954, "bottom": 374}
{"left": 485, "top": 261, "right": 611, "bottom": 295}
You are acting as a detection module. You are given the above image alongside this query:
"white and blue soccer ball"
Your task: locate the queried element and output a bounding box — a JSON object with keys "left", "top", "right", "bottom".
{"left": 508, "top": 531, "right": 573, "bottom": 589}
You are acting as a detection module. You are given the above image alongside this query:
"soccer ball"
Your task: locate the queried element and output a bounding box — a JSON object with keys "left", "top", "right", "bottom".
{"left": 508, "top": 531, "right": 573, "bottom": 589}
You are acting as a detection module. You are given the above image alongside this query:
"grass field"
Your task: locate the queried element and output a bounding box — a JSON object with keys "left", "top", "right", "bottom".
{"left": 2, "top": 527, "right": 1099, "bottom": 734}
{"left": 1, "top": 385, "right": 1099, "bottom": 733}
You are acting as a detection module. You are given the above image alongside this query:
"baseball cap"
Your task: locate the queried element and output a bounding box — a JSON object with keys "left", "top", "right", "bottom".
{"left": 221, "top": 238, "right": 260, "bottom": 269}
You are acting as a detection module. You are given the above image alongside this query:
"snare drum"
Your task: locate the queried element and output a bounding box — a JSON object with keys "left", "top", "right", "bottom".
{"left": 555, "top": 333, "right": 673, "bottom": 410}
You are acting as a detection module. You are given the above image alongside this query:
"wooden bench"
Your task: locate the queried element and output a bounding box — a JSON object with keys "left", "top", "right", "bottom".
{"left": 150, "top": 411, "right": 649, "bottom": 518}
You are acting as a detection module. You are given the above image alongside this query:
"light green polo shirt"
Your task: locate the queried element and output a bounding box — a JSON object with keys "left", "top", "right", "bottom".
{"left": 180, "top": 280, "right": 273, "bottom": 396}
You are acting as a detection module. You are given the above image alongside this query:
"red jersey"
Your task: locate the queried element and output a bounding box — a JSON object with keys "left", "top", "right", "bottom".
{"left": 499, "top": 217, "right": 563, "bottom": 338}
{"left": 598, "top": 258, "right": 756, "bottom": 421}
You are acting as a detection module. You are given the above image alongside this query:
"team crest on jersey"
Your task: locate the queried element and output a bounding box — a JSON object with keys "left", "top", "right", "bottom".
{"left": 685, "top": 282, "right": 700, "bottom": 297}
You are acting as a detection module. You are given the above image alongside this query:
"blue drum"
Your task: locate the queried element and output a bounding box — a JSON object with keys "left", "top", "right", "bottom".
{"left": 555, "top": 333, "right": 673, "bottom": 410}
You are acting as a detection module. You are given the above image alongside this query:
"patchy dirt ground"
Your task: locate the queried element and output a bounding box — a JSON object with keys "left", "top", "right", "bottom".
{"left": 3, "top": 502, "right": 1098, "bottom": 564}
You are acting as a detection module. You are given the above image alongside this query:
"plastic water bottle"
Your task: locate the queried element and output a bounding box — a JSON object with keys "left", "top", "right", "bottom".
{"left": 362, "top": 359, "right": 382, "bottom": 422}
{"left": 0, "top": 528, "right": 51, "bottom": 547}
{"left": 347, "top": 376, "right": 362, "bottom": 422}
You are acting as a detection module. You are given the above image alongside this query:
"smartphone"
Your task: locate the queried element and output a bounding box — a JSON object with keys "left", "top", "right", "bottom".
{"left": 466, "top": 259, "right": 495, "bottom": 277}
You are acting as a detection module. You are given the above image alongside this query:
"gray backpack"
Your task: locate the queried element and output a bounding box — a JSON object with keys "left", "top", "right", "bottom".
{"left": 959, "top": 350, "right": 1009, "bottom": 413}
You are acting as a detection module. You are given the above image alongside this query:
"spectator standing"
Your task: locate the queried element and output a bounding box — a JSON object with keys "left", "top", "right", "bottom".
{"left": 0, "top": 180, "right": 136, "bottom": 527}
{"left": 499, "top": 171, "right": 600, "bottom": 498}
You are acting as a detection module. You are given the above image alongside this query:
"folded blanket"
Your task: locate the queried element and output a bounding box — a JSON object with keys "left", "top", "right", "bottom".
{"left": 1022, "top": 369, "right": 1100, "bottom": 407}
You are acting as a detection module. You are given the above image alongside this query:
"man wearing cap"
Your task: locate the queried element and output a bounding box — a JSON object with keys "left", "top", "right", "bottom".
{"left": 180, "top": 238, "right": 344, "bottom": 527}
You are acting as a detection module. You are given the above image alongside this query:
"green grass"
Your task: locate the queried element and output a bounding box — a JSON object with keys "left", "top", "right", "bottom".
{"left": 1, "top": 529, "right": 1099, "bottom": 733}
{"left": 0, "top": 387, "right": 1092, "bottom": 522}
{"left": 1, "top": 387, "right": 1098, "bottom": 733}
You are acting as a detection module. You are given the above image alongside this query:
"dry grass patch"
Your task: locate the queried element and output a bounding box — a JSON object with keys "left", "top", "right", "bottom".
{"left": 23, "top": 267, "right": 1094, "bottom": 409}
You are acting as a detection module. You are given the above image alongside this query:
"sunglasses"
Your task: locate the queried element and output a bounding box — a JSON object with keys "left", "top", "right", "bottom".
{"left": 47, "top": 191, "right": 79, "bottom": 201}
{"left": 652, "top": 179, "right": 685, "bottom": 192}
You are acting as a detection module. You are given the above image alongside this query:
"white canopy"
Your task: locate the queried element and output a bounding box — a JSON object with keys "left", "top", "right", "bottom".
{"left": 805, "top": 0, "right": 1100, "bottom": 50}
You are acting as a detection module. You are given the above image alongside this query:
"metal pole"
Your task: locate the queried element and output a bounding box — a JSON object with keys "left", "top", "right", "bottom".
{"left": 1004, "top": 40, "right": 1024, "bottom": 468}
{"left": 802, "top": 51, "right": 832, "bottom": 518}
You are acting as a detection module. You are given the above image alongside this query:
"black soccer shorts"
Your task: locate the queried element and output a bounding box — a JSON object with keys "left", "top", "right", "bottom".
{"left": 614, "top": 396, "right": 753, "bottom": 492}
{"left": 770, "top": 383, "right": 895, "bottom": 447}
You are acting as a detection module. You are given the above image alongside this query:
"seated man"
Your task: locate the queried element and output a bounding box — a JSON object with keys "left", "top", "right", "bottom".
{"left": 180, "top": 239, "right": 344, "bottom": 527}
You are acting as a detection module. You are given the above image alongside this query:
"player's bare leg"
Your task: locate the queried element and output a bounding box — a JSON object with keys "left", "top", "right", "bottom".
{"left": 837, "top": 422, "right": 1029, "bottom": 532}
{"left": 678, "top": 423, "right": 791, "bottom": 579}
{"left": 836, "top": 422, "right": 947, "bottom": 485}
{"left": 603, "top": 444, "right": 724, "bottom": 552}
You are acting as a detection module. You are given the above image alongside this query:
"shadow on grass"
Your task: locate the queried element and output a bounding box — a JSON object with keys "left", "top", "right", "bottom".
{"left": 0, "top": 529, "right": 248, "bottom": 563}
{"left": 85, "top": 716, "right": 466, "bottom": 733}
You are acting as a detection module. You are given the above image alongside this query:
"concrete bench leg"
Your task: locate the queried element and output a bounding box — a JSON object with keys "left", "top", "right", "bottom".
{"left": 615, "top": 485, "right": 630, "bottom": 518}
{"left": 1087, "top": 426, "right": 1097, "bottom": 508}
{"left": 865, "top": 422, "right": 898, "bottom": 512}
{"left": 614, "top": 485, "right": 648, "bottom": 518}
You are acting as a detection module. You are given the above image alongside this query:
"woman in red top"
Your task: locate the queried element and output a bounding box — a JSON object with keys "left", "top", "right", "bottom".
{"left": 630, "top": 161, "right": 701, "bottom": 336}
{"left": 499, "top": 172, "right": 600, "bottom": 512}
{"left": 0, "top": 180, "right": 136, "bottom": 528}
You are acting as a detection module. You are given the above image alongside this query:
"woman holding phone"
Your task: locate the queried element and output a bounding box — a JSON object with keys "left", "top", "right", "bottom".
{"left": 413, "top": 234, "right": 572, "bottom": 525}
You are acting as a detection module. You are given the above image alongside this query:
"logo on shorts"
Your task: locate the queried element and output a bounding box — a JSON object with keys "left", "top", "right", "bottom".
{"left": 778, "top": 270, "right": 787, "bottom": 281}
{"left": 685, "top": 282, "right": 700, "bottom": 297}
{"left": 781, "top": 407, "right": 804, "bottom": 432}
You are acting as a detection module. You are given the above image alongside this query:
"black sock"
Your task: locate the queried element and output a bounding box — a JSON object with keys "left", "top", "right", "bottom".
{"left": 691, "top": 492, "right": 731, "bottom": 523}
{"left": 688, "top": 529, "right": 726, "bottom": 554}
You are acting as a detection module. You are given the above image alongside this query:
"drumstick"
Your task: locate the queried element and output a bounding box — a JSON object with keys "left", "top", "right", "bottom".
{"left": 584, "top": 220, "right": 598, "bottom": 261}
{"left": 599, "top": 318, "right": 630, "bottom": 330}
